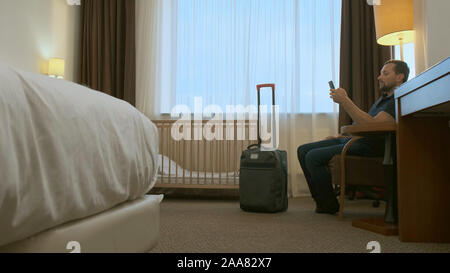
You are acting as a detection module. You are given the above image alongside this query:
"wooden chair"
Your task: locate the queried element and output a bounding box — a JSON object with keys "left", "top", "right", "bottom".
{"left": 329, "top": 123, "right": 396, "bottom": 220}
{"left": 329, "top": 152, "right": 386, "bottom": 220}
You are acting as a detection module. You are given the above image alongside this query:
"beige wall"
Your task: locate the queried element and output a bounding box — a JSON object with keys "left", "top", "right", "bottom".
{"left": 0, "top": 0, "right": 80, "bottom": 82}
{"left": 414, "top": 0, "right": 450, "bottom": 74}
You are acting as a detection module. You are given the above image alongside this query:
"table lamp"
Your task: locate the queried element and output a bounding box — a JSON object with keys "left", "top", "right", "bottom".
{"left": 373, "top": 0, "right": 414, "bottom": 61}
{"left": 48, "top": 58, "right": 65, "bottom": 79}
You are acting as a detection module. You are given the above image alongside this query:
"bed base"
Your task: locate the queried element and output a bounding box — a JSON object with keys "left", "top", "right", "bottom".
{"left": 0, "top": 195, "right": 163, "bottom": 253}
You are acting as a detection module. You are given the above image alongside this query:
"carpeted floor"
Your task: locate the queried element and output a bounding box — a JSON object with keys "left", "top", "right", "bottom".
{"left": 149, "top": 196, "right": 450, "bottom": 253}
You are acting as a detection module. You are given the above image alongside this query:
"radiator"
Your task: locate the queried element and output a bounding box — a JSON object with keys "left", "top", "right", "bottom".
{"left": 152, "top": 119, "right": 257, "bottom": 189}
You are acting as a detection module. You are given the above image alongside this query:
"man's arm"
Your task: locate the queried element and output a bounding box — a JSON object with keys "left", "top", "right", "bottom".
{"left": 340, "top": 98, "right": 395, "bottom": 124}
{"left": 330, "top": 88, "right": 395, "bottom": 125}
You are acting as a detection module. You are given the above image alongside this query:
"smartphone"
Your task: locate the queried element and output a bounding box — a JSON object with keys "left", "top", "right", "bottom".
{"left": 328, "top": 81, "right": 335, "bottom": 90}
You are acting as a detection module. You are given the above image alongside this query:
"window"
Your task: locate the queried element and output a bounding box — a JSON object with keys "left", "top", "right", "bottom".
{"left": 162, "top": 0, "right": 342, "bottom": 114}
{"left": 394, "top": 43, "right": 416, "bottom": 79}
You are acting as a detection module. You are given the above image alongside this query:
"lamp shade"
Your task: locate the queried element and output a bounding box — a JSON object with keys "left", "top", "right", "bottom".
{"left": 374, "top": 0, "right": 414, "bottom": 46}
{"left": 48, "top": 58, "right": 65, "bottom": 78}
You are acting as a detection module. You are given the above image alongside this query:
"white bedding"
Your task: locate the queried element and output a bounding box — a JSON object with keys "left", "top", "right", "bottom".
{"left": 158, "top": 154, "right": 238, "bottom": 178}
{"left": 0, "top": 63, "right": 159, "bottom": 247}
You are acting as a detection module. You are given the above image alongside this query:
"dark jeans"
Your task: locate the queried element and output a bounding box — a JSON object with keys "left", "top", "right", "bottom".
{"left": 297, "top": 137, "right": 382, "bottom": 202}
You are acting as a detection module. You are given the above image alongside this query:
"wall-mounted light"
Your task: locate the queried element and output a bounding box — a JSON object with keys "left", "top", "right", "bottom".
{"left": 67, "top": 0, "right": 81, "bottom": 5}
{"left": 48, "top": 58, "right": 65, "bottom": 79}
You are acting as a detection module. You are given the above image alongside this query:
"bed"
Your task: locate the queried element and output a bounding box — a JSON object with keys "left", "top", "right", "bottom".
{"left": 152, "top": 120, "right": 257, "bottom": 190}
{"left": 0, "top": 63, "right": 162, "bottom": 253}
{"left": 157, "top": 154, "right": 240, "bottom": 188}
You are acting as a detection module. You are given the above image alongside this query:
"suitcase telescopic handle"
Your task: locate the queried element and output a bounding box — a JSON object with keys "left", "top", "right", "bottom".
{"left": 255, "top": 84, "right": 276, "bottom": 148}
{"left": 257, "top": 84, "right": 275, "bottom": 89}
{"left": 256, "top": 84, "right": 276, "bottom": 105}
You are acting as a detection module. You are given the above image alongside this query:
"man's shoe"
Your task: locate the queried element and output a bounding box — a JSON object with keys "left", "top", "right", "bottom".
{"left": 315, "top": 198, "right": 339, "bottom": 215}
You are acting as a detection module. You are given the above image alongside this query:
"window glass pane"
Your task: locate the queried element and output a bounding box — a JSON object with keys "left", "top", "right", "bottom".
{"left": 173, "top": 0, "right": 342, "bottom": 114}
{"left": 394, "top": 43, "right": 416, "bottom": 80}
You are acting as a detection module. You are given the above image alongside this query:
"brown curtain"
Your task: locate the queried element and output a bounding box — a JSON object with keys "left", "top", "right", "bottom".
{"left": 339, "top": 0, "right": 393, "bottom": 127}
{"left": 79, "top": 0, "right": 136, "bottom": 106}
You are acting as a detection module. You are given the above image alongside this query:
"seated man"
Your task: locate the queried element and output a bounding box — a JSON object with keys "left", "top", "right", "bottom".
{"left": 297, "top": 60, "right": 410, "bottom": 214}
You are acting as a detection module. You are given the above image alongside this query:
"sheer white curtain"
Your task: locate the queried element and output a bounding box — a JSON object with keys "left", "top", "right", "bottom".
{"left": 137, "top": 0, "right": 342, "bottom": 197}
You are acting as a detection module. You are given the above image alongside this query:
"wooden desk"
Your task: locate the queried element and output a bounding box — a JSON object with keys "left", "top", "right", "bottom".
{"left": 395, "top": 57, "right": 450, "bottom": 243}
{"left": 341, "top": 122, "right": 398, "bottom": 236}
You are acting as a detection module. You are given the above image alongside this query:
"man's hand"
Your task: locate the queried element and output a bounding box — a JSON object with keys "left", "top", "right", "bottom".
{"left": 330, "top": 88, "right": 349, "bottom": 104}
{"left": 324, "top": 134, "right": 348, "bottom": 140}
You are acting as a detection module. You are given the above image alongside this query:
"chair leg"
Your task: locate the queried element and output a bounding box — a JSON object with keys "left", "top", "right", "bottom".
{"left": 338, "top": 136, "right": 363, "bottom": 220}
{"left": 338, "top": 161, "right": 346, "bottom": 220}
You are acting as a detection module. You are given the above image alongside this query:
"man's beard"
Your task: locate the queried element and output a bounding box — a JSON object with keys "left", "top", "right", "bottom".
{"left": 379, "top": 81, "right": 396, "bottom": 95}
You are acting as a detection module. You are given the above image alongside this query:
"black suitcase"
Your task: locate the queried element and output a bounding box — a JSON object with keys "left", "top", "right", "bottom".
{"left": 239, "top": 84, "right": 288, "bottom": 213}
